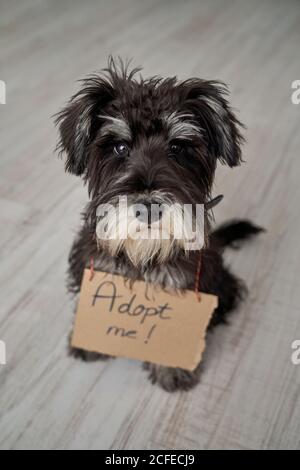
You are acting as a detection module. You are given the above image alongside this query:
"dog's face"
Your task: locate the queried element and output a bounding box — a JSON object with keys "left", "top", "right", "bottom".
{"left": 56, "top": 60, "right": 243, "bottom": 266}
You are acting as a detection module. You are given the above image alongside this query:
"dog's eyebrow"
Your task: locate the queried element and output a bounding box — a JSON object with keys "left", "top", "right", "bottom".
{"left": 98, "top": 115, "right": 132, "bottom": 140}
{"left": 164, "top": 112, "right": 203, "bottom": 140}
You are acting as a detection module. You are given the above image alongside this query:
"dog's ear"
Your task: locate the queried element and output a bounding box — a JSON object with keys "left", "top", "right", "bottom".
{"left": 55, "top": 77, "right": 114, "bottom": 176}
{"left": 181, "top": 79, "right": 244, "bottom": 167}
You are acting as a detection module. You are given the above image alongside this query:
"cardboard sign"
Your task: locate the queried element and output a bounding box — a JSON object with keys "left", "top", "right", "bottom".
{"left": 71, "top": 269, "right": 218, "bottom": 371}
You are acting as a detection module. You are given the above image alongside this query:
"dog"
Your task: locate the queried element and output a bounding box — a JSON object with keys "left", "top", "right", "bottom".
{"left": 55, "top": 58, "right": 263, "bottom": 392}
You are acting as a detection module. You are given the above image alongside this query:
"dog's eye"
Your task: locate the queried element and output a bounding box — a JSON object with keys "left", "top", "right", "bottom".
{"left": 169, "top": 142, "right": 184, "bottom": 156}
{"left": 113, "top": 142, "right": 130, "bottom": 158}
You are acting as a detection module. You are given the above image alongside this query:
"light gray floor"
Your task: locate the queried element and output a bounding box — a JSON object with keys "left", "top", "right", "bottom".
{"left": 1, "top": 0, "right": 300, "bottom": 450}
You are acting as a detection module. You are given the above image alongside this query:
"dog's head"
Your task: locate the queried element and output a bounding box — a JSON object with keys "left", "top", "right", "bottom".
{"left": 56, "top": 58, "right": 244, "bottom": 266}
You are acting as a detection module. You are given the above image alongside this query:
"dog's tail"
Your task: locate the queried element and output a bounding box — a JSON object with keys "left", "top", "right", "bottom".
{"left": 209, "top": 219, "right": 265, "bottom": 251}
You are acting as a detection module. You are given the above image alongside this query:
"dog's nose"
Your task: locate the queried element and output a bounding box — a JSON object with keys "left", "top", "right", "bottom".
{"left": 135, "top": 202, "right": 163, "bottom": 225}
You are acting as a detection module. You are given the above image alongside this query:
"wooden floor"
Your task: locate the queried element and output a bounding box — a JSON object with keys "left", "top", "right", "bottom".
{"left": 1, "top": 0, "right": 300, "bottom": 450}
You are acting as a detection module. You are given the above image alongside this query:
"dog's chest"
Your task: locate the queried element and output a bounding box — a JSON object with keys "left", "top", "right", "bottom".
{"left": 93, "top": 253, "right": 192, "bottom": 291}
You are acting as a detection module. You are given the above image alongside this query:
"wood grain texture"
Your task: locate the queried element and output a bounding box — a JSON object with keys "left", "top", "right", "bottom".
{"left": 0, "top": 0, "right": 300, "bottom": 450}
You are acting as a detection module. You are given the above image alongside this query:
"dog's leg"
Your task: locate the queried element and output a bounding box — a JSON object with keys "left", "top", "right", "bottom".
{"left": 143, "top": 255, "right": 245, "bottom": 390}
{"left": 68, "top": 344, "right": 112, "bottom": 362}
{"left": 143, "top": 362, "right": 203, "bottom": 392}
{"left": 67, "top": 226, "right": 92, "bottom": 294}
{"left": 66, "top": 227, "right": 114, "bottom": 361}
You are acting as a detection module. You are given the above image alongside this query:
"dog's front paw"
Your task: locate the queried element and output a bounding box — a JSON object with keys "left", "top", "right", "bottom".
{"left": 68, "top": 331, "right": 112, "bottom": 362}
{"left": 143, "top": 362, "right": 201, "bottom": 392}
{"left": 68, "top": 345, "right": 112, "bottom": 362}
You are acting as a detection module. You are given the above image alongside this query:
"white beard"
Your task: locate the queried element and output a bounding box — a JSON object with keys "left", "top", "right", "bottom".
{"left": 96, "top": 192, "right": 204, "bottom": 266}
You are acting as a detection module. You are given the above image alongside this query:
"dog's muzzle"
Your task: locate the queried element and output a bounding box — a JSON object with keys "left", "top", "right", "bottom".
{"left": 135, "top": 201, "right": 163, "bottom": 225}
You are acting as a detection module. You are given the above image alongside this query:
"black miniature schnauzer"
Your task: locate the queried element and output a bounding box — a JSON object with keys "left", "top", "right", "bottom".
{"left": 55, "top": 58, "right": 263, "bottom": 392}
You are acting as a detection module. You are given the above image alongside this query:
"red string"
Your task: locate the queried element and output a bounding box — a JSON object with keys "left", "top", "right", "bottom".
{"left": 194, "top": 252, "right": 202, "bottom": 302}
{"left": 89, "top": 257, "right": 95, "bottom": 281}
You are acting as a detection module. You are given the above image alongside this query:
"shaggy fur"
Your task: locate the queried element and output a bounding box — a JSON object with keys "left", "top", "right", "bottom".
{"left": 55, "top": 58, "right": 263, "bottom": 392}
